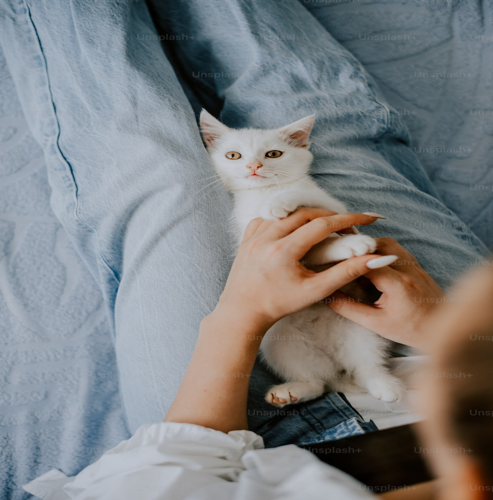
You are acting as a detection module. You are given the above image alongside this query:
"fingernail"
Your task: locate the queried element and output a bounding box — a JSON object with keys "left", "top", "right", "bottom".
{"left": 366, "top": 255, "right": 398, "bottom": 269}
{"left": 362, "top": 212, "right": 386, "bottom": 219}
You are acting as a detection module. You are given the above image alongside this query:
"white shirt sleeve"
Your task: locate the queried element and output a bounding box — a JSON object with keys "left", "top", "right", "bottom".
{"left": 23, "top": 422, "right": 374, "bottom": 500}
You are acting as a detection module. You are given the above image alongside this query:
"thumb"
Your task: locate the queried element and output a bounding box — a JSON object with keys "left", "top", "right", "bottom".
{"left": 309, "top": 253, "right": 398, "bottom": 300}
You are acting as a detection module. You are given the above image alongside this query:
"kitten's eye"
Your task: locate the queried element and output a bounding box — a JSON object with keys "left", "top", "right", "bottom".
{"left": 265, "top": 150, "right": 283, "bottom": 158}
{"left": 225, "top": 151, "right": 242, "bottom": 160}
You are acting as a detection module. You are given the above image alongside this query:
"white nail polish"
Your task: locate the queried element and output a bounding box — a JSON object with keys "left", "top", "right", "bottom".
{"left": 366, "top": 255, "right": 398, "bottom": 269}
{"left": 362, "top": 212, "right": 387, "bottom": 219}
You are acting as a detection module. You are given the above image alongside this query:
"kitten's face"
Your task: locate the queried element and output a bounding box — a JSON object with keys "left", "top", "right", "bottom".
{"left": 200, "top": 111, "right": 315, "bottom": 191}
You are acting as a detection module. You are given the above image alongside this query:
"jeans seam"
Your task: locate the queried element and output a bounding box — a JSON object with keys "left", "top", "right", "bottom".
{"left": 297, "top": 392, "right": 362, "bottom": 437}
{"left": 23, "top": 0, "right": 121, "bottom": 287}
{"left": 334, "top": 392, "right": 366, "bottom": 422}
{"left": 299, "top": 405, "right": 326, "bottom": 435}
{"left": 353, "top": 61, "right": 392, "bottom": 136}
{"left": 327, "top": 392, "right": 359, "bottom": 421}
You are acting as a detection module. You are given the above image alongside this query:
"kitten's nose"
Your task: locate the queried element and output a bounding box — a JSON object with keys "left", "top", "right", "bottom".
{"left": 247, "top": 160, "right": 263, "bottom": 172}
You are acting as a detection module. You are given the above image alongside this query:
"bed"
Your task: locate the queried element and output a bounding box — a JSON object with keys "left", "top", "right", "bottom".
{"left": 1, "top": 1, "right": 492, "bottom": 497}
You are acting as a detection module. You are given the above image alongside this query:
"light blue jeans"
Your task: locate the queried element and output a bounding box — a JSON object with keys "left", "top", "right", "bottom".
{"left": 0, "top": 0, "right": 487, "bottom": 447}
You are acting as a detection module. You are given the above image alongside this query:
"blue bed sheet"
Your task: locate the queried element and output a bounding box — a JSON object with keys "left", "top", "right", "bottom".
{"left": 1, "top": 1, "right": 492, "bottom": 498}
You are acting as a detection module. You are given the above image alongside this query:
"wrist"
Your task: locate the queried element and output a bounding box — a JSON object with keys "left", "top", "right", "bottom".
{"left": 210, "top": 300, "right": 276, "bottom": 333}
{"left": 202, "top": 304, "right": 274, "bottom": 349}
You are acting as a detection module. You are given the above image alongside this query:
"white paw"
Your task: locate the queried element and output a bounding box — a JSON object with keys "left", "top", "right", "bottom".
{"left": 330, "top": 234, "right": 377, "bottom": 260}
{"left": 266, "top": 384, "right": 301, "bottom": 406}
{"left": 366, "top": 376, "right": 406, "bottom": 403}
{"left": 260, "top": 198, "right": 300, "bottom": 220}
{"left": 265, "top": 381, "right": 325, "bottom": 406}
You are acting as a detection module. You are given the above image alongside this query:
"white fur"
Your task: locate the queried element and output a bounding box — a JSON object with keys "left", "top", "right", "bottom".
{"left": 200, "top": 110, "right": 405, "bottom": 406}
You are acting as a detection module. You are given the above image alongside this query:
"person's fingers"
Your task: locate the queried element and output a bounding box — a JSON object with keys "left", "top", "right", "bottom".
{"left": 336, "top": 226, "right": 359, "bottom": 235}
{"left": 284, "top": 213, "right": 380, "bottom": 259}
{"left": 241, "top": 218, "right": 265, "bottom": 242}
{"left": 242, "top": 218, "right": 278, "bottom": 242}
{"left": 326, "top": 290, "right": 380, "bottom": 327}
{"left": 251, "top": 219, "right": 276, "bottom": 238}
{"left": 265, "top": 207, "right": 339, "bottom": 240}
{"left": 304, "top": 253, "right": 397, "bottom": 302}
{"left": 374, "top": 238, "right": 421, "bottom": 274}
{"left": 361, "top": 265, "right": 408, "bottom": 294}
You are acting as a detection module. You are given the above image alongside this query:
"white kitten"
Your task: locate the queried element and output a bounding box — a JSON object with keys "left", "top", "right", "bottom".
{"left": 200, "top": 110, "right": 405, "bottom": 406}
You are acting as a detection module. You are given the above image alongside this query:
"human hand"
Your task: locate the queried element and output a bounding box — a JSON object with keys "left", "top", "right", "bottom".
{"left": 213, "top": 208, "right": 398, "bottom": 331}
{"left": 171, "top": 209, "right": 396, "bottom": 432}
{"left": 327, "top": 237, "right": 445, "bottom": 350}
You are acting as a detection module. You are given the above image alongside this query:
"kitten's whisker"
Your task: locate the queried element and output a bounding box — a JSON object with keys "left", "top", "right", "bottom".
{"left": 272, "top": 174, "right": 282, "bottom": 192}
{"left": 273, "top": 168, "right": 306, "bottom": 180}
{"left": 274, "top": 170, "right": 313, "bottom": 188}
{"left": 194, "top": 178, "right": 223, "bottom": 194}
{"left": 198, "top": 173, "right": 222, "bottom": 183}
{"left": 192, "top": 175, "right": 222, "bottom": 190}
{"left": 277, "top": 172, "right": 311, "bottom": 185}
{"left": 192, "top": 176, "right": 225, "bottom": 199}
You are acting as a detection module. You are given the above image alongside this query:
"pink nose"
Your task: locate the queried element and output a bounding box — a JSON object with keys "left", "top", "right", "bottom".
{"left": 247, "top": 160, "right": 263, "bottom": 172}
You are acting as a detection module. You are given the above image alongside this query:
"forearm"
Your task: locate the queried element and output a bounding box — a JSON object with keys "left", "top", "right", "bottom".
{"left": 164, "top": 306, "right": 271, "bottom": 433}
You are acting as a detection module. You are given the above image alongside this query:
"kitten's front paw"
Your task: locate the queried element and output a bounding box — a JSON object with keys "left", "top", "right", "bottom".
{"left": 260, "top": 198, "right": 300, "bottom": 220}
{"left": 326, "top": 234, "right": 377, "bottom": 261}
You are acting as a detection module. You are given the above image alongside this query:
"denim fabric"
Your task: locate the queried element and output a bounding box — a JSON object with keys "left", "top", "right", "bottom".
{"left": 0, "top": 0, "right": 487, "bottom": 452}
{"left": 301, "top": 0, "right": 493, "bottom": 248}
{"left": 251, "top": 390, "right": 377, "bottom": 448}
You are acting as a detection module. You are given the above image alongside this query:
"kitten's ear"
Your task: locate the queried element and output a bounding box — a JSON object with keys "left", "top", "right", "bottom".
{"left": 200, "top": 109, "right": 230, "bottom": 148}
{"left": 278, "top": 115, "right": 315, "bottom": 148}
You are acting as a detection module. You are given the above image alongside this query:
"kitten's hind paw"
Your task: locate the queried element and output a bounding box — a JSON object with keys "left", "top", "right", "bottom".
{"left": 265, "top": 380, "right": 325, "bottom": 407}
{"left": 268, "top": 390, "right": 298, "bottom": 406}
{"left": 366, "top": 375, "right": 406, "bottom": 403}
